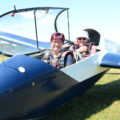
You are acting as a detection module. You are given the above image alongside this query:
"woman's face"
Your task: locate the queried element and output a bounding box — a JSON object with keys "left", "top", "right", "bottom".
{"left": 77, "top": 37, "right": 89, "bottom": 46}
{"left": 51, "top": 39, "right": 63, "bottom": 54}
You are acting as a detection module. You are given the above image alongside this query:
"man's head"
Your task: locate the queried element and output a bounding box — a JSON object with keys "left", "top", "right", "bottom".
{"left": 76, "top": 31, "right": 90, "bottom": 46}
{"left": 76, "top": 31, "right": 90, "bottom": 40}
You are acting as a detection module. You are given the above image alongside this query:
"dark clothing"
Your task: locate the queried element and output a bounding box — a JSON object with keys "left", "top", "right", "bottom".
{"left": 42, "top": 49, "right": 74, "bottom": 69}
{"left": 70, "top": 42, "right": 95, "bottom": 54}
{"left": 69, "top": 44, "right": 79, "bottom": 51}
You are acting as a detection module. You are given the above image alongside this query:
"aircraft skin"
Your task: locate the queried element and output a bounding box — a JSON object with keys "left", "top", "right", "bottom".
{"left": 0, "top": 53, "right": 108, "bottom": 119}
{"left": 0, "top": 50, "right": 120, "bottom": 119}
{"left": 0, "top": 7, "right": 120, "bottom": 119}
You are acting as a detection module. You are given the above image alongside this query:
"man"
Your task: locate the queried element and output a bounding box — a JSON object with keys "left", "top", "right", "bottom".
{"left": 43, "top": 32, "right": 74, "bottom": 69}
{"left": 69, "top": 30, "right": 96, "bottom": 56}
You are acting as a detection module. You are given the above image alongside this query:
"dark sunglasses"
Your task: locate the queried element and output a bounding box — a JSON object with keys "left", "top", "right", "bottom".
{"left": 77, "top": 37, "right": 87, "bottom": 40}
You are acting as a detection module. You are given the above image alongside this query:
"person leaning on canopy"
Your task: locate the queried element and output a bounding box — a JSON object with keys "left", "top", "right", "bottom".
{"left": 69, "top": 30, "right": 96, "bottom": 58}
{"left": 42, "top": 32, "right": 75, "bottom": 69}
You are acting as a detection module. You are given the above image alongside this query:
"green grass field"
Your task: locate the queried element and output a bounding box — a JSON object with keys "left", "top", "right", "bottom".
{"left": 42, "top": 69, "right": 120, "bottom": 120}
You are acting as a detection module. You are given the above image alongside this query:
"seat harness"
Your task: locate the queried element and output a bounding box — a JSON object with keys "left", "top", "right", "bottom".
{"left": 43, "top": 49, "right": 73, "bottom": 69}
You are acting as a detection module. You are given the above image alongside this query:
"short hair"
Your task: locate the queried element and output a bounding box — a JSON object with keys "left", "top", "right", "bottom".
{"left": 51, "top": 32, "right": 65, "bottom": 43}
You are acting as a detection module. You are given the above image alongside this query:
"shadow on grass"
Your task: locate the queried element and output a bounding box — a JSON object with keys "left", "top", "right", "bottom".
{"left": 41, "top": 78, "right": 120, "bottom": 120}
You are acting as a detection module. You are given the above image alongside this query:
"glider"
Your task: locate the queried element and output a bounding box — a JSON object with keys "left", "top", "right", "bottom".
{"left": 0, "top": 7, "right": 120, "bottom": 120}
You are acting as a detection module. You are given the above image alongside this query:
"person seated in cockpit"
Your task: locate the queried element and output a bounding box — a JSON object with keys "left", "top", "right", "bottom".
{"left": 69, "top": 30, "right": 96, "bottom": 58}
{"left": 42, "top": 32, "right": 75, "bottom": 69}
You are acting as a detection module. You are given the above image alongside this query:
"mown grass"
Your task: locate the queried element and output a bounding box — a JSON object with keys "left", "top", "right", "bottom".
{"left": 42, "top": 69, "right": 120, "bottom": 120}
{"left": 0, "top": 54, "right": 9, "bottom": 63}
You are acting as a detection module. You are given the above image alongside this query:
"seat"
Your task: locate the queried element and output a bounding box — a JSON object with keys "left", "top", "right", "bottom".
{"left": 84, "top": 28, "right": 101, "bottom": 46}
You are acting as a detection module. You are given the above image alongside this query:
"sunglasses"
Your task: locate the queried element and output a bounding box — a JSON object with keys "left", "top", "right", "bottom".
{"left": 77, "top": 37, "right": 88, "bottom": 40}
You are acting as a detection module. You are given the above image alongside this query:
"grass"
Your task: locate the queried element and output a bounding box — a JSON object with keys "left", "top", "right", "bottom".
{"left": 42, "top": 69, "right": 120, "bottom": 120}
{"left": 0, "top": 54, "right": 9, "bottom": 63}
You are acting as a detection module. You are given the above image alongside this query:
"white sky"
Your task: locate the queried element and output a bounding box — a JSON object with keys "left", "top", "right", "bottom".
{"left": 0, "top": 0, "right": 120, "bottom": 43}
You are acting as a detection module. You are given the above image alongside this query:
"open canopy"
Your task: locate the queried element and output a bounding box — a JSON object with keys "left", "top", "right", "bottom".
{"left": 0, "top": 7, "right": 69, "bottom": 56}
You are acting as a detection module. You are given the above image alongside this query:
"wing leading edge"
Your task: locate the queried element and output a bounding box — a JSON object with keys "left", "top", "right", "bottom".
{"left": 0, "top": 31, "right": 50, "bottom": 56}
{"left": 100, "top": 53, "right": 120, "bottom": 68}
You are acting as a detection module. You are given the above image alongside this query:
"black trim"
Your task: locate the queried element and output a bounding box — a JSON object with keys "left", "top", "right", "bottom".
{"left": 0, "top": 7, "right": 69, "bottom": 18}
{"left": 54, "top": 8, "right": 69, "bottom": 32}
{"left": 33, "top": 10, "right": 40, "bottom": 51}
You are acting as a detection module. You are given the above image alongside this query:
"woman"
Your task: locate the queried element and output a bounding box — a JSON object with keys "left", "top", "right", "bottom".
{"left": 43, "top": 32, "right": 74, "bottom": 69}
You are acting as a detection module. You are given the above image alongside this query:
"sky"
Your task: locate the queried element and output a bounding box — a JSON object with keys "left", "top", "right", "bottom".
{"left": 0, "top": 0, "right": 120, "bottom": 43}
